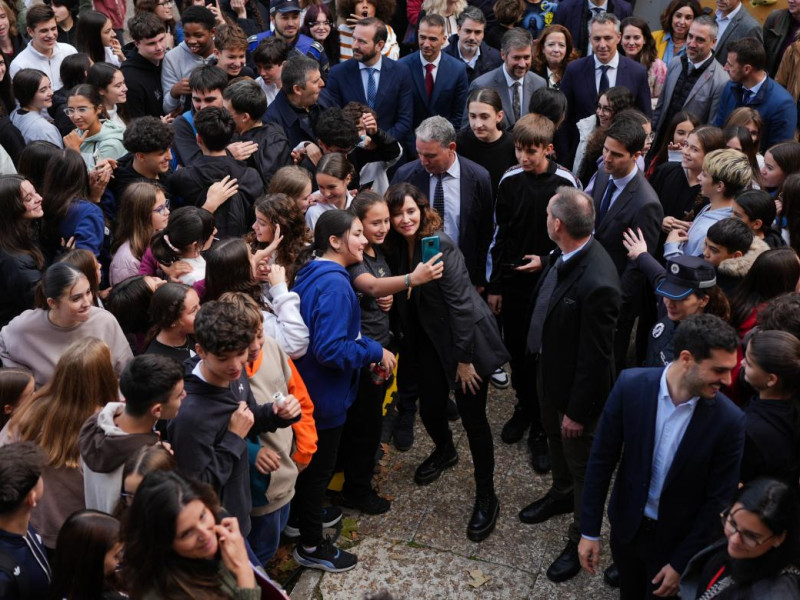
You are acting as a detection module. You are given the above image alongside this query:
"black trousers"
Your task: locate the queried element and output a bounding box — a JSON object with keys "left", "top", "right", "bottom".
{"left": 611, "top": 519, "right": 679, "bottom": 600}
{"left": 292, "top": 425, "right": 343, "bottom": 547}
{"left": 411, "top": 316, "right": 495, "bottom": 497}
{"left": 340, "top": 367, "right": 387, "bottom": 500}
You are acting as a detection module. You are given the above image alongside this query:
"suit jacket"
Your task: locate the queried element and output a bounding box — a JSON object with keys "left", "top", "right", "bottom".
{"left": 390, "top": 154, "right": 493, "bottom": 286}
{"left": 652, "top": 55, "right": 729, "bottom": 139}
{"left": 264, "top": 90, "right": 318, "bottom": 151}
{"left": 443, "top": 35, "right": 503, "bottom": 83}
{"left": 461, "top": 66, "right": 547, "bottom": 130}
{"left": 318, "top": 56, "right": 414, "bottom": 145}
{"left": 714, "top": 6, "right": 764, "bottom": 66}
{"left": 558, "top": 55, "right": 651, "bottom": 166}
{"left": 591, "top": 168, "right": 663, "bottom": 294}
{"left": 764, "top": 10, "right": 795, "bottom": 77}
{"left": 530, "top": 239, "right": 622, "bottom": 423}
{"left": 554, "top": 0, "right": 632, "bottom": 56}
{"left": 581, "top": 367, "right": 745, "bottom": 574}
{"left": 395, "top": 232, "right": 509, "bottom": 383}
{"left": 398, "top": 51, "right": 469, "bottom": 134}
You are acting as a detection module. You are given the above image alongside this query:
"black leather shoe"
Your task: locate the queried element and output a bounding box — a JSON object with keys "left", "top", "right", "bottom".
{"left": 446, "top": 398, "right": 460, "bottom": 421}
{"left": 467, "top": 493, "right": 499, "bottom": 542}
{"left": 518, "top": 491, "right": 573, "bottom": 524}
{"left": 501, "top": 408, "right": 531, "bottom": 444}
{"left": 528, "top": 433, "right": 550, "bottom": 474}
{"left": 604, "top": 563, "right": 620, "bottom": 588}
{"left": 392, "top": 409, "right": 415, "bottom": 452}
{"left": 414, "top": 445, "right": 458, "bottom": 485}
{"left": 546, "top": 540, "right": 581, "bottom": 583}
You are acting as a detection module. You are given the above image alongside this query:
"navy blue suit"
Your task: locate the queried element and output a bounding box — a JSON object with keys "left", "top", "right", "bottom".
{"left": 319, "top": 56, "right": 414, "bottom": 146}
{"left": 558, "top": 54, "right": 652, "bottom": 166}
{"left": 581, "top": 367, "right": 745, "bottom": 582}
{"left": 554, "top": 0, "right": 632, "bottom": 56}
{"left": 390, "top": 154, "right": 493, "bottom": 286}
{"left": 264, "top": 90, "right": 318, "bottom": 151}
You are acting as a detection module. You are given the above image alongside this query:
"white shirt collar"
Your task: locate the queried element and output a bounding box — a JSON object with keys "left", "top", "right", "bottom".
{"left": 745, "top": 73, "right": 767, "bottom": 95}
{"left": 691, "top": 54, "right": 713, "bottom": 69}
{"left": 593, "top": 50, "right": 619, "bottom": 70}
{"left": 716, "top": 2, "right": 742, "bottom": 22}
{"left": 420, "top": 52, "right": 442, "bottom": 69}
{"left": 502, "top": 65, "right": 524, "bottom": 86}
{"left": 457, "top": 42, "right": 480, "bottom": 67}
{"left": 611, "top": 163, "right": 638, "bottom": 189}
{"left": 587, "top": 0, "right": 608, "bottom": 11}
{"left": 359, "top": 55, "right": 383, "bottom": 72}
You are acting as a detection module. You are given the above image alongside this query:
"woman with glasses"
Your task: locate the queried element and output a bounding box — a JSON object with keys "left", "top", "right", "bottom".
{"left": 680, "top": 477, "right": 800, "bottom": 599}
{"left": 63, "top": 84, "right": 126, "bottom": 169}
{"left": 301, "top": 3, "right": 340, "bottom": 66}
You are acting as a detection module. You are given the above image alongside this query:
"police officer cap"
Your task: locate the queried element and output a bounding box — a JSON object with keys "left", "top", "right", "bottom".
{"left": 656, "top": 255, "right": 716, "bottom": 300}
{"left": 270, "top": 0, "right": 301, "bottom": 14}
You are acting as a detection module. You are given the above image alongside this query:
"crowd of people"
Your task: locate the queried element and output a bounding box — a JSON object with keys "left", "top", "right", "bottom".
{"left": 0, "top": 0, "right": 800, "bottom": 597}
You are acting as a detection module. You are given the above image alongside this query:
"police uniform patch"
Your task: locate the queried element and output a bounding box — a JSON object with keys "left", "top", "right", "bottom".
{"left": 652, "top": 322, "right": 665, "bottom": 338}
{"left": 670, "top": 263, "right": 680, "bottom": 274}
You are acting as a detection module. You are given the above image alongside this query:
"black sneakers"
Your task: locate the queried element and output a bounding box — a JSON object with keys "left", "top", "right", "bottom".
{"left": 293, "top": 538, "right": 357, "bottom": 572}
{"left": 283, "top": 505, "right": 343, "bottom": 539}
{"left": 339, "top": 491, "right": 391, "bottom": 515}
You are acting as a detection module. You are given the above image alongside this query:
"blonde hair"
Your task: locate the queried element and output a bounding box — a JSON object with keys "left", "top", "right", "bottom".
{"left": 0, "top": 0, "right": 18, "bottom": 37}
{"left": 8, "top": 338, "right": 119, "bottom": 468}
{"left": 268, "top": 165, "right": 313, "bottom": 201}
{"left": 702, "top": 148, "right": 754, "bottom": 198}
{"left": 421, "top": 0, "right": 466, "bottom": 19}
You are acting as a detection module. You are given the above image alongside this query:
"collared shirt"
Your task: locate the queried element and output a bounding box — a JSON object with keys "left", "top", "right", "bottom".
{"left": 604, "top": 163, "right": 637, "bottom": 212}
{"left": 457, "top": 42, "right": 480, "bottom": 69}
{"left": 560, "top": 237, "right": 591, "bottom": 263}
{"left": 9, "top": 41, "right": 78, "bottom": 90}
{"left": 593, "top": 51, "right": 619, "bottom": 91}
{"left": 743, "top": 73, "right": 767, "bottom": 101}
{"left": 257, "top": 77, "right": 279, "bottom": 106}
{"left": 359, "top": 55, "right": 383, "bottom": 102}
{"left": 420, "top": 51, "right": 442, "bottom": 84}
{"left": 428, "top": 156, "right": 462, "bottom": 245}
{"left": 501, "top": 66, "right": 525, "bottom": 113}
{"left": 586, "top": 0, "right": 609, "bottom": 55}
{"left": 690, "top": 54, "right": 714, "bottom": 71}
{"left": 716, "top": 2, "right": 742, "bottom": 41}
{"left": 645, "top": 365, "right": 699, "bottom": 519}
{"left": 662, "top": 32, "right": 687, "bottom": 65}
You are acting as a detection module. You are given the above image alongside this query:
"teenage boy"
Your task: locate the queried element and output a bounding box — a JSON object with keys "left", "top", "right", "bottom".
{"left": 487, "top": 113, "right": 579, "bottom": 473}
{"left": 222, "top": 79, "right": 292, "bottom": 187}
{"left": 123, "top": 12, "right": 168, "bottom": 119}
{"left": 161, "top": 5, "right": 217, "bottom": 115}
{"left": 111, "top": 116, "right": 175, "bottom": 201}
{"left": 252, "top": 36, "right": 289, "bottom": 106}
{"left": 704, "top": 217, "right": 768, "bottom": 296}
{"left": 9, "top": 5, "right": 77, "bottom": 89}
{"left": 0, "top": 442, "right": 51, "bottom": 600}
{"left": 171, "top": 106, "right": 264, "bottom": 238}
{"left": 168, "top": 301, "right": 302, "bottom": 537}
{"left": 79, "top": 354, "right": 185, "bottom": 513}
{"left": 213, "top": 24, "right": 256, "bottom": 80}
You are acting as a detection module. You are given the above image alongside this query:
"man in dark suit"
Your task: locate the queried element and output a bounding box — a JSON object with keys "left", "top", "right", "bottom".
{"left": 398, "top": 14, "right": 469, "bottom": 147}
{"left": 558, "top": 13, "right": 651, "bottom": 167}
{"left": 579, "top": 314, "right": 745, "bottom": 598}
{"left": 763, "top": 3, "right": 800, "bottom": 77}
{"left": 462, "top": 27, "right": 546, "bottom": 130}
{"left": 264, "top": 54, "right": 325, "bottom": 153}
{"left": 319, "top": 17, "right": 413, "bottom": 144}
{"left": 554, "top": 0, "right": 632, "bottom": 56}
{"left": 390, "top": 116, "right": 494, "bottom": 287}
{"left": 713, "top": 0, "right": 763, "bottom": 66}
{"left": 442, "top": 6, "right": 502, "bottom": 83}
{"left": 591, "top": 119, "right": 663, "bottom": 372}
{"left": 519, "top": 186, "right": 622, "bottom": 584}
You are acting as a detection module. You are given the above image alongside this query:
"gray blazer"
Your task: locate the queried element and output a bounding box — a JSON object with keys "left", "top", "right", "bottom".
{"left": 652, "top": 55, "right": 730, "bottom": 137}
{"left": 461, "top": 66, "right": 546, "bottom": 130}
{"left": 714, "top": 7, "right": 763, "bottom": 66}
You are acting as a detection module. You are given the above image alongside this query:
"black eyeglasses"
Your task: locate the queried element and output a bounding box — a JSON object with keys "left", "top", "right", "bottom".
{"left": 153, "top": 199, "right": 171, "bottom": 214}
{"left": 721, "top": 509, "right": 776, "bottom": 548}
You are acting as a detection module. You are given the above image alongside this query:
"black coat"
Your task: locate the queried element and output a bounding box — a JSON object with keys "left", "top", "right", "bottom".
{"left": 443, "top": 36, "right": 503, "bottom": 83}
{"left": 530, "top": 238, "right": 621, "bottom": 423}
{"left": 120, "top": 52, "right": 165, "bottom": 119}
{"left": 0, "top": 250, "right": 41, "bottom": 328}
{"left": 264, "top": 90, "right": 320, "bottom": 151}
{"left": 238, "top": 122, "right": 292, "bottom": 187}
{"left": 0, "top": 115, "right": 25, "bottom": 165}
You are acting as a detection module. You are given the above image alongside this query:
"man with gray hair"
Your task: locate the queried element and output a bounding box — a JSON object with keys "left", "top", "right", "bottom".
{"left": 554, "top": 0, "right": 632, "bottom": 56}
{"left": 519, "top": 186, "right": 621, "bottom": 584}
{"left": 443, "top": 6, "right": 502, "bottom": 83}
{"left": 462, "top": 28, "right": 546, "bottom": 129}
{"left": 265, "top": 54, "right": 325, "bottom": 152}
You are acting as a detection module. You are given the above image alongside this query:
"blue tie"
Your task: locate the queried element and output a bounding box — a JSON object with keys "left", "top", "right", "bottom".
{"left": 598, "top": 65, "right": 610, "bottom": 94}
{"left": 742, "top": 88, "right": 753, "bottom": 105}
{"left": 366, "top": 68, "right": 377, "bottom": 109}
{"left": 597, "top": 178, "right": 616, "bottom": 226}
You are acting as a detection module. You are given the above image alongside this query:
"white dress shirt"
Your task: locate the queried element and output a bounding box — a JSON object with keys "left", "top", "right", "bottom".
{"left": 420, "top": 52, "right": 442, "bottom": 85}
{"left": 359, "top": 56, "right": 383, "bottom": 102}
{"left": 594, "top": 51, "right": 619, "bottom": 91}
{"left": 716, "top": 2, "right": 742, "bottom": 42}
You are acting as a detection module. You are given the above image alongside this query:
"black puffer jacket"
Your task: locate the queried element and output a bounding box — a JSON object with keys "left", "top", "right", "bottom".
{"left": 0, "top": 249, "right": 42, "bottom": 328}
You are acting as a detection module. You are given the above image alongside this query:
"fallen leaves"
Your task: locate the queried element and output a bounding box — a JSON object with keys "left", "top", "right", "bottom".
{"left": 467, "top": 568, "right": 491, "bottom": 588}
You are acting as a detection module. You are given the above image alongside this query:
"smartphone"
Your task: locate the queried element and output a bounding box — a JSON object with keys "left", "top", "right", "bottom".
{"left": 421, "top": 235, "right": 440, "bottom": 264}
{"left": 504, "top": 259, "right": 526, "bottom": 269}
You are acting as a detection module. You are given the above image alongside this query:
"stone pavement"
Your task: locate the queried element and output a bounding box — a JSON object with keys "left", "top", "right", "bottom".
{"left": 279, "top": 383, "right": 619, "bottom": 600}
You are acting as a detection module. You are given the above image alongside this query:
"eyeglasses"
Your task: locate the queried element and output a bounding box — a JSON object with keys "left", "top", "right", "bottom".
{"left": 63, "top": 106, "right": 94, "bottom": 116}
{"left": 120, "top": 490, "right": 135, "bottom": 505}
{"left": 646, "top": 132, "right": 655, "bottom": 142}
{"left": 721, "top": 509, "right": 775, "bottom": 548}
{"left": 310, "top": 20, "right": 332, "bottom": 27}
{"left": 595, "top": 103, "right": 613, "bottom": 114}
{"left": 153, "top": 199, "right": 171, "bottom": 214}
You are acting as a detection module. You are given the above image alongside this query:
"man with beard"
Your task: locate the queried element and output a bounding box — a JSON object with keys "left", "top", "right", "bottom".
{"left": 579, "top": 314, "right": 745, "bottom": 598}
{"left": 443, "top": 6, "right": 502, "bottom": 83}
{"left": 320, "top": 17, "right": 413, "bottom": 145}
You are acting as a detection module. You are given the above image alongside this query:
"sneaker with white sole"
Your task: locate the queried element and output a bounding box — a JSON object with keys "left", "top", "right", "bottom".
{"left": 490, "top": 367, "right": 510, "bottom": 389}
{"left": 293, "top": 538, "right": 357, "bottom": 572}
{"left": 283, "top": 505, "right": 343, "bottom": 539}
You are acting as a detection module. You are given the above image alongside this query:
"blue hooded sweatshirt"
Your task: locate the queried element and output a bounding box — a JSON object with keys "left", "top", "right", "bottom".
{"left": 292, "top": 259, "right": 383, "bottom": 430}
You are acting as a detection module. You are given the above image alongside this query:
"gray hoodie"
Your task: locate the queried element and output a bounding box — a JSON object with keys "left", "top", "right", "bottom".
{"left": 161, "top": 42, "right": 215, "bottom": 113}
{"left": 10, "top": 109, "right": 63, "bottom": 147}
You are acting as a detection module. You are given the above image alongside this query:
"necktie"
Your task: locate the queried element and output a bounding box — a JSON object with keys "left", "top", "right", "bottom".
{"left": 597, "top": 178, "right": 616, "bottom": 226}
{"left": 598, "top": 64, "right": 610, "bottom": 94}
{"left": 526, "top": 256, "right": 563, "bottom": 354}
{"left": 433, "top": 173, "right": 445, "bottom": 221}
{"left": 742, "top": 88, "right": 753, "bottom": 105}
{"left": 425, "top": 63, "right": 435, "bottom": 100}
{"left": 512, "top": 81, "right": 521, "bottom": 122}
{"left": 591, "top": 6, "right": 603, "bottom": 15}
{"left": 366, "top": 68, "right": 377, "bottom": 109}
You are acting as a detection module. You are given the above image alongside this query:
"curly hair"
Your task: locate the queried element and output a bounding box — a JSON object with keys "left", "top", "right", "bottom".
{"left": 124, "top": 116, "right": 175, "bottom": 153}
{"left": 532, "top": 24, "right": 579, "bottom": 76}
{"left": 337, "top": 0, "right": 396, "bottom": 23}
{"left": 249, "top": 193, "right": 310, "bottom": 281}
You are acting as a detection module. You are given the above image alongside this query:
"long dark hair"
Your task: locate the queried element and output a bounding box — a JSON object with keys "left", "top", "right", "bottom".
{"left": 121, "top": 470, "right": 226, "bottom": 600}
{"left": 50, "top": 510, "right": 122, "bottom": 600}
{"left": 659, "top": 0, "right": 702, "bottom": 36}
{"left": 150, "top": 206, "right": 215, "bottom": 265}
{"left": 204, "top": 238, "right": 262, "bottom": 304}
{"left": 782, "top": 174, "right": 800, "bottom": 257}
{"left": 465, "top": 87, "right": 504, "bottom": 130}
{"left": 0, "top": 175, "right": 45, "bottom": 269}
{"left": 16, "top": 141, "right": 61, "bottom": 194}
{"left": 619, "top": 16, "right": 658, "bottom": 70}
{"left": 41, "top": 149, "right": 90, "bottom": 251}
{"left": 729, "top": 248, "right": 800, "bottom": 329}
{"left": 249, "top": 193, "right": 310, "bottom": 277}
{"left": 57, "top": 249, "right": 101, "bottom": 307}
{"left": 385, "top": 182, "right": 442, "bottom": 246}
{"left": 294, "top": 209, "right": 360, "bottom": 275}
{"left": 75, "top": 10, "right": 112, "bottom": 64}
{"left": 0, "top": 52, "right": 13, "bottom": 116}
{"left": 724, "top": 126, "right": 761, "bottom": 185}
{"left": 146, "top": 282, "right": 192, "bottom": 345}
{"left": 87, "top": 62, "right": 128, "bottom": 123}
{"left": 747, "top": 330, "right": 800, "bottom": 398}
{"left": 648, "top": 110, "right": 701, "bottom": 175}
{"left": 301, "top": 3, "right": 340, "bottom": 64}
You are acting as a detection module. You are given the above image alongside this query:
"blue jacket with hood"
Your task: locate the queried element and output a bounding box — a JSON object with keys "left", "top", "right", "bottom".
{"left": 292, "top": 259, "right": 383, "bottom": 430}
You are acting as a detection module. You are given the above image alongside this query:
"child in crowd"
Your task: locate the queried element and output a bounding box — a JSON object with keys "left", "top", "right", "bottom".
{"left": 145, "top": 283, "right": 201, "bottom": 361}
{"left": 212, "top": 24, "right": 254, "bottom": 80}
{"left": 0, "top": 369, "right": 34, "bottom": 436}
{"left": 148, "top": 205, "right": 216, "bottom": 285}
{"left": 703, "top": 217, "right": 768, "bottom": 296}
{"left": 122, "top": 13, "right": 169, "bottom": 120}
{"left": 269, "top": 165, "right": 315, "bottom": 214}
{"left": 252, "top": 36, "right": 289, "bottom": 107}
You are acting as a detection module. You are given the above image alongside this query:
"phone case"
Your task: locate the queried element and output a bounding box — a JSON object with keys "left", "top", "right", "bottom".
{"left": 421, "top": 236, "right": 440, "bottom": 264}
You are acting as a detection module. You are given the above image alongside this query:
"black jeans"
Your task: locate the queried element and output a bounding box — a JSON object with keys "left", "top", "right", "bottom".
{"left": 292, "top": 425, "right": 343, "bottom": 547}
{"left": 411, "top": 317, "right": 495, "bottom": 497}
{"left": 340, "top": 367, "right": 387, "bottom": 500}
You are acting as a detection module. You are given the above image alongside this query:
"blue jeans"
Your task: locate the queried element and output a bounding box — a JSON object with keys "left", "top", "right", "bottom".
{"left": 248, "top": 503, "right": 291, "bottom": 566}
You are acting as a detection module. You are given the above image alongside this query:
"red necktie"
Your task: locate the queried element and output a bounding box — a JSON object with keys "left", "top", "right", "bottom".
{"left": 425, "top": 63, "right": 434, "bottom": 100}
